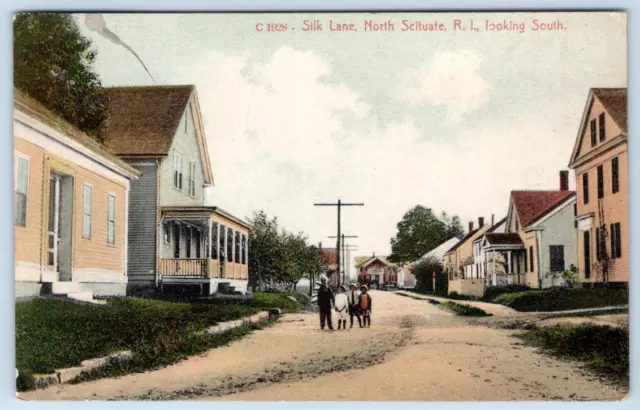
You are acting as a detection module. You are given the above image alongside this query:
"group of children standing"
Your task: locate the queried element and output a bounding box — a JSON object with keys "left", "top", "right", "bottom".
{"left": 317, "top": 278, "right": 372, "bottom": 330}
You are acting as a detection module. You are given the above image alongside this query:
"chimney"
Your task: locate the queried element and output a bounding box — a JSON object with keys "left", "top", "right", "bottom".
{"left": 468, "top": 221, "right": 474, "bottom": 232}
{"left": 560, "top": 170, "right": 569, "bottom": 191}
{"left": 491, "top": 214, "right": 495, "bottom": 226}
{"left": 478, "top": 217, "right": 485, "bottom": 228}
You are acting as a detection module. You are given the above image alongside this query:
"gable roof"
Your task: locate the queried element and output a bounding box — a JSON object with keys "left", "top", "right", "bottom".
{"left": 13, "top": 88, "right": 140, "bottom": 178}
{"left": 103, "top": 85, "right": 213, "bottom": 184}
{"left": 354, "top": 256, "right": 372, "bottom": 267}
{"left": 362, "top": 256, "right": 396, "bottom": 269}
{"left": 569, "top": 88, "right": 627, "bottom": 165}
{"left": 510, "top": 190, "right": 576, "bottom": 228}
{"left": 445, "top": 229, "right": 479, "bottom": 254}
{"left": 420, "top": 237, "right": 460, "bottom": 261}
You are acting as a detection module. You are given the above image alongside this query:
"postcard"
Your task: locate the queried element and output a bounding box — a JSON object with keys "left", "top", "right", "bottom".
{"left": 13, "top": 11, "right": 628, "bottom": 401}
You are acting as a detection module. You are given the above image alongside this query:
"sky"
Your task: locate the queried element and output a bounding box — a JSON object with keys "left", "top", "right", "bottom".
{"left": 72, "top": 12, "right": 626, "bottom": 278}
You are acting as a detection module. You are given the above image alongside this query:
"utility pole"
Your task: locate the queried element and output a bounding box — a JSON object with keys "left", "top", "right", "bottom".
{"left": 329, "top": 234, "right": 357, "bottom": 286}
{"left": 344, "top": 244, "right": 359, "bottom": 284}
{"left": 315, "top": 199, "right": 364, "bottom": 288}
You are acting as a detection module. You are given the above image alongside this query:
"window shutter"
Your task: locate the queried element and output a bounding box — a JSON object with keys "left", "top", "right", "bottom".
{"left": 599, "top": 112, "right": 605, "bottom": 142}
{"left": 612, "top": 157, "right": 619, "bottom": 193}
{"left": 597, "top": 165, "right": 604, "bottom": 199}
{"left": 583, "top": 172, "right": 589, "bottom": 204}
{"left": 615, "top": 223, "right": 622, "bottom": 258}
{"left": 590, "top": 119, "right": 597, "bottom": 146}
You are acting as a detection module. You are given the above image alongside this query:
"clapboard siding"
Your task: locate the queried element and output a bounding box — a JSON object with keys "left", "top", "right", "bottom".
{"left": 127, "top": 163, "right": 158, "bottom": 285}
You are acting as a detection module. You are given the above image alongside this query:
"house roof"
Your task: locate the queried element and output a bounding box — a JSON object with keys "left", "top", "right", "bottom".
{"left": 445, "top": 229, "right": 479, "bottom": 254}
{"left": 362, "top": 256, "right": 396, "bottom": 269}
{"left": 354, "top": 256, "right": 371, "bottom": 267}
{"left": 569, "top": 88, "right": 627, "bottom": 166}
{"left": 103, "top": 85, "right": 214, "bottom": 185}
{"left": 511, "top": 190, "right": 576, "bottom": 228}
{"left": 420, "top": 237, "right": 461, "bottom": 261}
{"left": 13, "top": 88, "right": 140, "bottom": 177}
{"left": 593, "top": 88, "right": 627, "bottom": 134}
{"left": 103, "top": 85, "right": 194, "bottom": 157}
{"left": 484, "top": 233, "right": 524, "bottom": 246}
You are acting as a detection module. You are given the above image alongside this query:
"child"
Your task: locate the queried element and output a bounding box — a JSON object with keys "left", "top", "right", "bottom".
{"left": 334, "top": 285, "right": 348, "bottom": 330}
{"left": 358, "top": 285, "right": 372, "bottom": 328}
{"left": 347, "top": 283, "right": 362, "bottom": 328}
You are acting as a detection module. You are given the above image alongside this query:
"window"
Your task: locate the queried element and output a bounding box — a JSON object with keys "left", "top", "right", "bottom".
{"left": 529, "top": 247, "right": 534, "bottom": 272}
{"left": 226, "top": 228, "right": 233, "bottom": 261}
{"left": 597, "top": 165, "right": 604, "bottom": 199}
{"left": 242, "top": 235, "right": 247, "bottom": 264}
{"left": 107, "top": 194, "right": 116, "bottom": 244}
{"left": 595, "top": 228, "right": 601, "bottom": 261}
{"left": 83, "top": 184, "right": 92, "bottom": 238}
{"left": 612, "top": 157, "right": 619, "bottom": 194}
{"left": 173, "top": 150, "right": 183, "bottom": 190}
{"left": 582, "top": 172, "right": 589, "bottom": 204}
{"left": 186, "top": 227, "right": 192, "bottom": 258}
{"left": 610, "top": 223, "right": 622, "bottom": 259}
{"left": 524, "top": 251, "right": 528, "bottom": 273}
{"left": 235, "top": 232, "right": 241, "bottom": 263}
{"left": 549, "top": 245, "right": 565, "bottom": 272}
{"left": 590, "top": 119, "right": 597, "bottom": 147}
{"left": 14, "top": 155, "right": 29, "bottom": 226}
{"left": 598, "top": 112, "right": 606, "bottom": 142}
{"left": 163, "top": 221, "right": 172, "bottom": 244}
{"left": 211, "top": 223, "right": 219, "bottom": 259}
{"left": 573, "top": 203, "right": 578, "bottom": 228}
{"left": 195, "top": 229, "right": 201, "bottom": 258}
{"left": 187, "top": 161, "right": 196, "bottom": 197}
{"left": 584, "top": 231, "right": 591, "bottom": 279}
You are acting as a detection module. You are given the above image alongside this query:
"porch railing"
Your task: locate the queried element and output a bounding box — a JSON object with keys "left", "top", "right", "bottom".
{"left": 160, "top": 258, "right": 208, "bottom": 277}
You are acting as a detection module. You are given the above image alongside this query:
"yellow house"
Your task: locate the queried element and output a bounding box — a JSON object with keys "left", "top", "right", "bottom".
{"left": 14, "top": 89, "right": 139, "bottom": 300}
{"left": 568, "top": 88, "right": 628, "bottom": 286}
{"left": 445, "top": 217, "right": 493, "bottom": 297}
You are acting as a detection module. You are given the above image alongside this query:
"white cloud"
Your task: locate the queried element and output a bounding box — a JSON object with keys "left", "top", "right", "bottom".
{"left": 398, "top": 50, "right": 489, "bottom": 122}
{"left": 172, "top": 47, "right": 576, "bottom": 274}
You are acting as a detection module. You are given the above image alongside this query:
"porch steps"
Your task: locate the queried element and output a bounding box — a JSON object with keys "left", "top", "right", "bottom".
{"left": 50, "top": 282, "right": 106, "bottom": 305}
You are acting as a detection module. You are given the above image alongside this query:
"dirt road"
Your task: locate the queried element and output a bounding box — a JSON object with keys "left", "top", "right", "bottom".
{"left": 20, "top": 291, "right": 626, "bottom": 401}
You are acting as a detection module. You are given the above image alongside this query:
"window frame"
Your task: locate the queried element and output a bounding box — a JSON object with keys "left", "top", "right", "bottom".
{"left": 549, "top": 245, "right": 565, "bottom": 272}
{"left": 82, "top": 183, "right": 93, "bottom": 239}
{"left": 107, "top": 193, "right": 116, "bottom": 244}
{"left": 597, "top": 165, "right": 604, "bottom": 199}
{"left": 598, "top": 112, "right": 606, "bottom": 142}
{"left": 173, "top": 150, "right": 183, "bottom": 191}
{"left": 529, "top": 247, "right": 534, "bottom": 272}
{"left": 590, "top": 118, "right": 597, "bottom": 147}
{"left": 14, "top": 152, "right": 30, "bottom": 227}
{"left": 612, "top": 157, "right": 619, "bottom": 194}
{"left": 582, "top": 172, "right": 590, "bottom": 204}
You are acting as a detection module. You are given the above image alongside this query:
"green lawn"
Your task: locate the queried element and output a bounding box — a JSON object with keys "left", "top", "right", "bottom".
{"left": 491, "top": 288, "right": 628, "bottom": 312}
{"left": 16, "top": 292, "right": 299, "bottom": 390}
{"left": 518, "top": 324, "right": 629, "bottom": 386}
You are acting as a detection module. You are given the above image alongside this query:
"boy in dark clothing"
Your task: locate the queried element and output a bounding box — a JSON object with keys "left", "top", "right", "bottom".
{"left": 317, "top": 278, "right": 335, "bottom": 330}
{"left": 347, "top": 283, "right": 362, "bottom": 328}
{"left": 358, "top": 285, "right": 372, "bottom": 327}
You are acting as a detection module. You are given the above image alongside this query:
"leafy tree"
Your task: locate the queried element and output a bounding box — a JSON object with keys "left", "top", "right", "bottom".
{"left": 248, "top": 211, "right": 281, "bottom": 289}
{"left": 389, "top": 205, "right": 465, "bottom": 263}
{"left": 14, "top": 13, "right": 108, "bottom": 140}
{"left": 412, "top": 256, "right": 446, "bottom": 295}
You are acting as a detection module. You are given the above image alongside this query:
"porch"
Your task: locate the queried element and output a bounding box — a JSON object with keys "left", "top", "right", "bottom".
{"left": 482, "top": 233, "right": 526, "bottom": 288}
{"left": 159, "top": 206, "right": 251, "bottom": 294}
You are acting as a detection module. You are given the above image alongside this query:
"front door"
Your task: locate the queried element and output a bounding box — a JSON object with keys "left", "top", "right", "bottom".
{"left": 47, "top": 172, "right": 73, "bottom": 281}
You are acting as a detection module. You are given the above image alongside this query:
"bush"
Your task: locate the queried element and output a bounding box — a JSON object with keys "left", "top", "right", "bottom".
{"left": 493, "top": 287, "right": 629, "bottom": 312}
{"left": 442, "top": 301, "right": 490, "bottom": 317}
{"left": 483, "top": 285, "right": 532, "bottom": 301}
{"left": 518, "top": 324, "right": 629, "bottom": 385}
{"left": 447, "top": 291, "right": 474, "bottom": 301}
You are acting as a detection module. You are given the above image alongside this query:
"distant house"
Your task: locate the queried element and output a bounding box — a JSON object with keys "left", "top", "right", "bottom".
{"left": 318, "top": 246, "right": 339, "bottom": 288}
{"left": 356, "top": 254, "right": 397, "bottom": 289}
{"left": 404, "top": 237, "right": 461, "bottom": 289}
{"left": 445, "top": 218, "right": 494, "bottom": 297}
{"left": 470, "top": 216, "right": 506, "bottom": 286}
{"left": 103, "top": 85, "right": 251, "bottom": 295}
{"left": 14, "top": 89, "right": 139, "bottom": 300}
{"left": 568, "top": 88, "right": 628, "bottom": 287}
{"left": 495, "top": 172, "right": 577, "bottom": 289}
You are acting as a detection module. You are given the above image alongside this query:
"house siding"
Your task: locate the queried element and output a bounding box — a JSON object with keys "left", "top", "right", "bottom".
{"left": 536, "top": 199, "right": 578, "bottom": 287}
{"left": 127, "top": 163, "right": 158, "bottom": 286}
{"left": 572, "top": 93, "right": 628, "bottom": 285}
{"left": 159, "top": 98, "right": 207, "bottom": 207}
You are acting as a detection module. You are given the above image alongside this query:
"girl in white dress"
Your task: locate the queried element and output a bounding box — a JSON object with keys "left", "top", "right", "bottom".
{"left": 334, "top": 285, "right": 348, "bottom": 330}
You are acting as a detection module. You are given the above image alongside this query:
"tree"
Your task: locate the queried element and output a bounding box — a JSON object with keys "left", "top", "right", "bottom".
{"left": 389, "top": 205, "right": 465, "bottom": 263}
{"left": 14, "top": 13, "right": 108, "bottom": 140}
{"left": 248, "top": 211, "right": 281, "bottom": 289}
{"left": 412, "top": 256, "right": 446, "bottom": 295}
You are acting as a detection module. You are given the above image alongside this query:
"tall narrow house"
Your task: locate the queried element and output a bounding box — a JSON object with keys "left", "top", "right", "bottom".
{"left": 103, "top": 85, "right": 251, "bottom": 295}
{"left": 568, "top": 88, "right": 628, "bottom": 287}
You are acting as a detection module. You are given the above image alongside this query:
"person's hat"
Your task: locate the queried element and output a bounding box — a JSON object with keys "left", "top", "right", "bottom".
{"left": 349, "top": 283, "right": 358, "bottom": 289}
{"left": 360, "top": 284, "right": 368, "bottom": 291}
{"left": 338, "top": 285, "right": 347, "bottom": 292}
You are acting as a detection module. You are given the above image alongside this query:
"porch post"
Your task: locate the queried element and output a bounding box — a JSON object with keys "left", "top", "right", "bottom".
{"left": 507, "top": 251, "right": 512, "bottom": 277}
{"left": 216, "top": 223, "right": 221, "bottom": 258}
{"left": 208, "top": 218, "right": 213, "bottom": 258}
{"left": 244, "top": 234, "right": 248, "bottom": 265}
{"left": 231, "top": 229, "right": 236, "bottom": 266}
